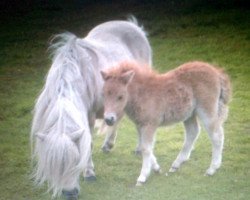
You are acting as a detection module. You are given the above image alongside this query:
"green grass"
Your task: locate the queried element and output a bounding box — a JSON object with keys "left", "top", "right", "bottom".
{"left": 0, "top": 1, "right": 249, "bottom": 200}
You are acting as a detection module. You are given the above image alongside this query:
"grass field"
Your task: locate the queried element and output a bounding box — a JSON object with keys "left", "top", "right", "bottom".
{"left": 0, "top": 1, "right": 249, "bottom": 200}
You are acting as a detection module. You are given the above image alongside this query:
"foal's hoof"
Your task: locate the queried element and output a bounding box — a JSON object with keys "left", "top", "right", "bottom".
{"left": 136, "top": 181, "right": 145, "bottom": 186}
{"left": 153, "top": 167, "right": 162, "bottom": 174}
{"left": 102, "top": 146, "right": 111, "bottom": 153}
{"left": 136, "top": 176, "right": 146, "bottom": 186}
{"left": 62, "top": 188, "right": 79, "bottom": 200}
{"left": 205, "top": 168, "right": 216, "bottom": 176}
{"left": 84, "top": 175, "right": 97, "bottom": 182}
{"left": 101, "top": 144, "right": 113, "bottom": 153}
{"left": 169, "top": 167, "right": 179, "bottom": 173}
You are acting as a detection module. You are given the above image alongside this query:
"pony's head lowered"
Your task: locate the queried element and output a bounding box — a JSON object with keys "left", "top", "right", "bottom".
{"left": 31, "top": 33, "right": 93, "bottom": 197}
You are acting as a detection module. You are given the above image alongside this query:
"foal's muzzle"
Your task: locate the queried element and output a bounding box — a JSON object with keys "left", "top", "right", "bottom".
{"left": 104, "top": 113, "right": 117, "bottom": 126}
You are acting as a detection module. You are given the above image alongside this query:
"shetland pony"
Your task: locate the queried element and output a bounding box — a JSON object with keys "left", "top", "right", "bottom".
{"left": 31, "top": 20, "right": 152, "bottom": 199}
{"left": 101, "top": 61, "right": 231, "bottom": 186}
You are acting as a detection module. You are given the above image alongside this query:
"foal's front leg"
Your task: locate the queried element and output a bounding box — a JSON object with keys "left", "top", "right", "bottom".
{"left": 101, "top": 123, "right": 118, "bottom": 153}
{"left": 134, "top": 126, "right": 142, "bottom": 155}
{"left": 136, "top": 126, "right": 160, "bottom": 186}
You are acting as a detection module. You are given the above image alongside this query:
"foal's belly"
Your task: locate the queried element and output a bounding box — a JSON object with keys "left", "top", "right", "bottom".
{"left": 160, "top": 95, "right": 194, "bottom": 125}
{"left": 160, "top": 108, "right": 193, "bottom": 126}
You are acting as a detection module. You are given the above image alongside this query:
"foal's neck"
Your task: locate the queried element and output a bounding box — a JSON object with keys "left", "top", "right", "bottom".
{"left": 128, "top": 66, "right": 164, "bottom": 92}
{"left": 125, "top": 67, "right": 160, "bottom": 111}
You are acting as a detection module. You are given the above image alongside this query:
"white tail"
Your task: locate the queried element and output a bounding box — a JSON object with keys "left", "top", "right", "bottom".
{"left": 31, "top": 33, "right": 92, "bottom": 197}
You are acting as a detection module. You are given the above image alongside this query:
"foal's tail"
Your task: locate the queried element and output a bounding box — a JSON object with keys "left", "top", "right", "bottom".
{"left": 31, "top": 33, "right": 92, "bottom": 197}
{"left": 219, "top": 69, "right": 232, "bottom": 105}
{"left": 218, "top": 69, "right": 232, "bottom": 122}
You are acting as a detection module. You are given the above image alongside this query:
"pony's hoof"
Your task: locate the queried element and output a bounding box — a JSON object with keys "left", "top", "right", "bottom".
{"left": 62, "top": 188, "right": 79, "bottom": 200}
{"left": 85, "top": 175, "right": 97, "bottom": 181}
{"left": 169, "top": 167, "right": 178, "bottom": 173}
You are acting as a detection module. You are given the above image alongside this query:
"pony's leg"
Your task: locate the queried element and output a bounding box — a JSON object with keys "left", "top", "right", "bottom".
{"left": 84, "top": 153, "right": 96, "bottom": 181}
{"left": 205, "top": 124, "right": 224, "bottom": 176}
{"left": 136, "top": 126, "right": 160, "bottom": 186}
{"left": 84, "top": 133, "right": 96, "bottom": 181}
{"left": 84, "top": 116, "right": 96, "bottom": 181}
{"left": 101, "top": 123, "right": 118, "bottom": 153}
{"left": 170, "top": 115, "right": 200, "bottom": 173}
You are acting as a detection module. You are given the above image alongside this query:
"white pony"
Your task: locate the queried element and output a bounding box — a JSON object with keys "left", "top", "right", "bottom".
{"left": 31, "top": 19, "right": 152, "bottom": 199}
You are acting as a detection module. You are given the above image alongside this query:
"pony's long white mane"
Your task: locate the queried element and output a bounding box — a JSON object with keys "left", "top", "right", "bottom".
{"left": 31, "top": 33, "right": 94, "bottom": 196}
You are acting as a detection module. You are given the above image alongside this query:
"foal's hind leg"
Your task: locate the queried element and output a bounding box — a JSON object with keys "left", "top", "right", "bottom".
{"left": 205, "top": 124, "right": 224, "bottom": 176}
{"left": 199, "top": 105, "right": 225, "bottom": 176}
{"left": 170, "top": 115, "right": 200, "bottom": 173}
{"left": 205, "top": 103, "right": 228, "bottom": 175}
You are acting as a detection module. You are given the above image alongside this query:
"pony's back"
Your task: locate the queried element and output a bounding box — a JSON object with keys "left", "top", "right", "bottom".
{"left": 86, "top": 20, "right": 152, "bottom": 66}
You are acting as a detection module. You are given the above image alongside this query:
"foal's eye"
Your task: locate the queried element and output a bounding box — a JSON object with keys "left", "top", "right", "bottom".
{"left": 117, "top": 95, "right": 123, "bottom": 101}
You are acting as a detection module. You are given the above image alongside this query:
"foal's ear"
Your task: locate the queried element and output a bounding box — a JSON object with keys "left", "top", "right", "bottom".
{"left": 100, "top": 70, "right": 109, "bottom": 81}
{"left": 121, "top": 70, "right": 135, "bottom": 85}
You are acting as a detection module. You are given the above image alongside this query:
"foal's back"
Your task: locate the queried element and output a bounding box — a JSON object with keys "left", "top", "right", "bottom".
{"left": 171, "top": 61, "right": 231, "bottom": 118}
